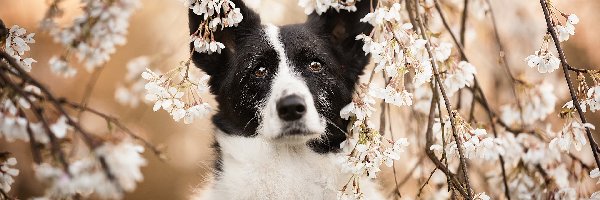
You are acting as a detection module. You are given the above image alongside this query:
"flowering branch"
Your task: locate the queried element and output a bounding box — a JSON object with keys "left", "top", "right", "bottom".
{"left": 423, "top": 82, "right": 470, "bottom": 198}
{"left": 413, "top": 1, "right": 473, "bottom": 197}
{"left": 539, "top": 0, "right": 600, "bottom": 170}
{"left": 0, "top": 47, "right": 157, "bottom": 198}
{"left": 431, "top": 1, "right": 512, "bottom": 198}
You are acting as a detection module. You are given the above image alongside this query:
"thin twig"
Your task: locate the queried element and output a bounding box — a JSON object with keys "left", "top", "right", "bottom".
{"left": 459, "top": 0, "right": 469, "bottom": 46}
{"left": 60, "top": 100, "right": 165, "bottom": 159}
{"left": 484, "top": 0, "right": 525, "bottom": 127}
{"left": 416, "top": 167, "right": 438, "bottom": 198}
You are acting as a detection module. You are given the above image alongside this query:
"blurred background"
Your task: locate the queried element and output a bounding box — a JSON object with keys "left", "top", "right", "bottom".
{"left": 1, "top": 0, "right": 600, "bottom": 199}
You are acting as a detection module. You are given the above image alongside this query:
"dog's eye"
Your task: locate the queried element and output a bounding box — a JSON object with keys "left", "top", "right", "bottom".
{"left": 308, "top": 61, "right": 322, "bottom": 72}
{"left": 254, "top": 67, "right": 268, "bottom": 78}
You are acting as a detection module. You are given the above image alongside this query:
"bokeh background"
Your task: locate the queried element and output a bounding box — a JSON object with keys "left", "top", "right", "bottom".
{"left": 1, "top": 0, "right": 600, "bottom": 199}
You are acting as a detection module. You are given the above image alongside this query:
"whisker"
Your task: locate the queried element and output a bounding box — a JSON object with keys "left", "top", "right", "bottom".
{"left": 324, "top": 118, "right": 350, "bottom": 137}
{"left": 243, "top": 114, "right": 258, "bottom": 132}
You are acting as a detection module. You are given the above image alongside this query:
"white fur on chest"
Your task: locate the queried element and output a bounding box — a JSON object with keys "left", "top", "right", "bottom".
{"left": 192, "top": 131, "right": 384, "bottom": 200}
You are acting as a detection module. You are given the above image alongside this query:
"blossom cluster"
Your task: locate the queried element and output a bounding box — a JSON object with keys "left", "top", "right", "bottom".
{"left": 1, "top": 18, "right": 154, "bottom": 199}
{"left": 0, "top": 87, "right": 69, "bottom": 143}
{"left": 185, "top": 0, "right": 243, "bottom": 54}
{"left": 556, "top": 14, "right": 579, "bottom": 42}
{"left": 500, "top": 80, "right": 558, "bottom": 126}
{"left": 549, "top": 119, "right": 595, "bottom": 152}
{"left": 355, "top": 4, "right": 431, "bottom": 107}
{"left": 45, "top": 0, "right": 141, "bottom": 75}
{"left": 34, "top": 141, "right": 146, "bottom": 199}
{"left": 142, "top": 63, "right": 211, "bottom": 124}
{"left": 525, "top": 35, "right": 560, "bottom": 74}
{"left": 2, "top": 25, "right": 36, "bottom": 72}
{"left": 430, "top": 114, "right": 505, "bottom": 161}
{"left": 525, "top": 11, "right": 579, "bottom": 74}
{"left": 337, "top": 128, "right": 409, "bottom": 178}
{"left": 0, "top": 67, "right": 147, "bottom": 199}
{"left": 546, "top": 74, "right": 600, "bottom": 154}
{"left": 338, "top": 84, "right": 410, "bottom": 198}
{"left": 298, "top": 0, "right": 359, "bottom": 15}
{"left": 327, "top": 1, "right": 481, "bottom": 199}
{"left": 0, "top": 155, "right": 19, "bottom": 194}
{"left": 115, "top": 56, "right": 151, "bottom": 108}
{"left": 335, "top": 124, "right": 409, "bottom": 199}
{"left": 566, "top": 73, "right": 600, "bottom": 113}
{"left": 354, "top": 1, "right": 477, "bottom": 111}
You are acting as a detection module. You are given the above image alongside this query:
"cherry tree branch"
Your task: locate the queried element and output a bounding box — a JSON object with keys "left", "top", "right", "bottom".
{"left": 424, "top": 82, "right": 470, "bottom": 198}
{"left": 539, "top": 0, "right": 600, "bottom": 169}
{"left": 0, "top": 54, "right": 125, "bottom": 193}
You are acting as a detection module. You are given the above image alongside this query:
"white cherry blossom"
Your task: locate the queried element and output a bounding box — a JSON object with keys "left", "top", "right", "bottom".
{"left": 0, "top": 157, "right": 19, "bottom": 193}
{"left": 3, "top": 25, "right": 36, "bottom": 72}
{"left": 444, "top": 61, "right": 476, "bottom": 96}
{"left": 186, "top": 0, "right": 243, "bottom": 54}
{"left": 526, "top": 50, "right": 560, "bottom": 73}
{"left": 549, "top": 120, "right": 594, "bottom": 152}
{"left": 48, "top": 0, "right": 141, "bottom": 71}
{"left": 49, "top": 56, "right": 77, "bottom": 78}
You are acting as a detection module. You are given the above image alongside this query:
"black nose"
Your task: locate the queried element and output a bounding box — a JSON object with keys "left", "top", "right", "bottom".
{"left": 276, "top": 95, "right": 306, "bottom": 121}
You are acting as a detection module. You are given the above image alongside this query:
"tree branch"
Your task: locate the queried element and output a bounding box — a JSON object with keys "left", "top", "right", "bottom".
{"left": 539, "top": 0, "right": 600, "bottom": 169}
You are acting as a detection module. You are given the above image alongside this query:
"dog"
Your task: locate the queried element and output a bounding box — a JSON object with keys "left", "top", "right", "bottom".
{"left": 189, "top": 0, "right": 384, "bottom": 199}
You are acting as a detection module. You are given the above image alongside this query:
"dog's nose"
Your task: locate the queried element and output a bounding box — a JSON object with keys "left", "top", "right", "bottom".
{"left": 276, "top": 95, "right": 306, "bottom": 121}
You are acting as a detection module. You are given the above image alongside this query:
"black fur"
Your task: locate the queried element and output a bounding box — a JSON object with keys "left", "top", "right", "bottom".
{"left": 189, "top": 0, "right": 375, "bottom": 157}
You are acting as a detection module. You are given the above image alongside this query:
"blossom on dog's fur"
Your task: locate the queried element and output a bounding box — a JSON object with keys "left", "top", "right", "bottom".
{"left": 340, "top": 84, "right": 376, "bottom": 124}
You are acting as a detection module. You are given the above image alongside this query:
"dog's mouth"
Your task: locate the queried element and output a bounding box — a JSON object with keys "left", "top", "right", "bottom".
{"left": 274, "top": 122, "right": 321, "bottom": 140}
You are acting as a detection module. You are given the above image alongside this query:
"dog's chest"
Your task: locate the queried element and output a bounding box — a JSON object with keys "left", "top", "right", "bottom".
{"left": 206, "top": 134, "right": 344, "bottom": 200}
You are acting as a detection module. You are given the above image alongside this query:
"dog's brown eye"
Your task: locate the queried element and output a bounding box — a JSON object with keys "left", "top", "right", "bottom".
{"left": 308, "top": 61, "right": 322, "bottom": 72}
{"left": 254, "top": 67, "right": 268, "bottom": 78}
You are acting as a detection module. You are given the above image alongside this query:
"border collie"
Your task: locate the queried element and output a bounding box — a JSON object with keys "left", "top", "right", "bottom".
{"left": 189, "top": 0, "right": 384, "bottom": 199}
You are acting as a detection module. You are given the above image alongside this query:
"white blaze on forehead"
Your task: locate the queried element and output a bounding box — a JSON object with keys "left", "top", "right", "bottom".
{"left": 257, "top": 24, "right": 325, "bottom": 139}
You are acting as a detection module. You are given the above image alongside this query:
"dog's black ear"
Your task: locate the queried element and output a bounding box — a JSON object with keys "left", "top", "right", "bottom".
{"left": 305, "top": 0, "right": 375, "bottom": 83}
{"left": 189, "top": 0, "right": 261, "bottom": 80}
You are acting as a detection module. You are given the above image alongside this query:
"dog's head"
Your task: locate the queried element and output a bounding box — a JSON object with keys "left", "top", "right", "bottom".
{"left": 190, "top": 0, "right": 374, "bottom": 152}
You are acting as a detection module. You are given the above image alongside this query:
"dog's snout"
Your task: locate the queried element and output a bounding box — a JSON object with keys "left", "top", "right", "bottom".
{"left": 276, "top": 95, "right": 306, "bottom": 121}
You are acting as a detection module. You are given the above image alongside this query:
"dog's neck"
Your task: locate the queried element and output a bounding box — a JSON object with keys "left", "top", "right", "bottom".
{"left": 209, "top": 129, "right": 342, "bottom": 199}
{"left": 197, "top": 129, "right": 384, "bottom": 200}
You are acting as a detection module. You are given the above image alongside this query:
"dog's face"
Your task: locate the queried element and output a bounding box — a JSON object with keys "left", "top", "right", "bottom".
{"left": 189, "top": 0, "right": 373, "bottom": 153}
